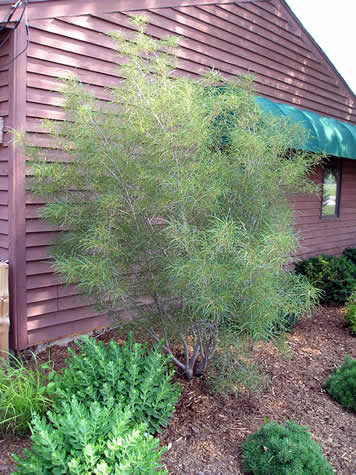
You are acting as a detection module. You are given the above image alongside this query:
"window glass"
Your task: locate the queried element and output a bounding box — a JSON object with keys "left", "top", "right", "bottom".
{"left": 321, "top": 160, "right": 341, "bottom": 218}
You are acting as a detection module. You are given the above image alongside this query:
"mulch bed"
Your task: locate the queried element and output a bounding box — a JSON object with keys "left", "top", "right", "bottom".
{"left": 1, "top": 306, "right": 355, "bottom": 474}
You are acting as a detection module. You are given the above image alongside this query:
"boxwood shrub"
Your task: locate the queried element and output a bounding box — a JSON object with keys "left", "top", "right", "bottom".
{"left": 294, "top": 254, "right": 355, "bottom": 306}
{"left": 241, "top": 420, "right": 333, "bottom": 475}
{"left": 324, "top": 355, "right": 356, "bottom": 412}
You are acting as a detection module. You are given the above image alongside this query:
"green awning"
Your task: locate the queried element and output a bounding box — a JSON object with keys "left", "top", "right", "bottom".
{"left": 255, "top": 97, "right": 356, "bottom": 160}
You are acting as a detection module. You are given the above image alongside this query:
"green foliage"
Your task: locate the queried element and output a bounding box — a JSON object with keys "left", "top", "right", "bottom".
{"left": 324, "top": 355, "right": 356, "bottom": 412}
{"left": 241, "top": 421, "right": 334, "bottom": 475}
{"left": 343, "top": 247, "right": 356, "bottom": 267}
{"left": 344, "top": 291, "right": 356, "bottom": 335}
{"left": 0, "top": 353, "right": 52, "bottom": 436}
{"left": 12, "top": 335, "right": 176, "bottom": 472}
{"left": 12, "top": 398, "right": 167, "bottom": 474}
{"left": 24, "top": 18, "right": 320, "bottom": 379}
{"left": 294, "top": 254, "right": 356, "bottom": 306}
{"left": 206, "top": 339, "right": 270, "bottom": 396}
{"left": 267, "top": 313, "right": 299, "bottom": 338}
{"left": 49, "top": 334, "right": 182, "bottom": 434}
{"left": 266, "top": 273, "right": 321, "bottom": 338}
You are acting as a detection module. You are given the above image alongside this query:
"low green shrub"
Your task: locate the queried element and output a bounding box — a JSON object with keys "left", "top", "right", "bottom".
{"left": 0, "top": 353, "right": 52, "bottom": 436}
{"left": 343, "top": 247, "right": 356, "bottom": 267}
{"left": 12, "top": 397, "right": 167, "bottom": 474}
{"left": 241, "top": 420, "right": 333, "bottom": 475}
{"left": 324, "top": 355, "right": 356, "bottom": 412}
{"left": 294, "top": 254, "right": 355, "bottom": 305}
{"left": 49, "top": 333, "right": 182, "bottom": 433}
{"left": 344, "top": 291, "right": 356, "bottom": 335}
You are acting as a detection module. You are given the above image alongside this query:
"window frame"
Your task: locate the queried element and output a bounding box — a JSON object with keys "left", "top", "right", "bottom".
{"left": 321, "top": 158, "right": 343, "bottom": 219}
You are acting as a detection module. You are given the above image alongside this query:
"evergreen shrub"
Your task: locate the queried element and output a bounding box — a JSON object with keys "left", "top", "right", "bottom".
{"left": 12, "top": 398, "right": 167, "bottom": 474}
{"left": 241, "top": 420, "right": 333, "bottom": 475}
{"left": 324, "top": 355, "right": 356, "bottom": 412}
{"left": 294, "top": 254, "right": 356, "bottom": 305}
{"left": 344, "top": 291, "right": 356, "bottom": 335}
{"left": 343, "top": 247, "right": 356, "bottom": 267}
{"left": 49, "top": 334, "right": 182, "bottom": 433}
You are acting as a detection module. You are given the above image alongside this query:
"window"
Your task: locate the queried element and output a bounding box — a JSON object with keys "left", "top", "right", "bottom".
{"left": 321, "top": 159, "right": 342, "bottom": 218}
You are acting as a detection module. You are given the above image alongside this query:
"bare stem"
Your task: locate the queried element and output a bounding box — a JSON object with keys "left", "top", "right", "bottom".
{"left": 151, "top": 332, "right": 185, "bottom": 371}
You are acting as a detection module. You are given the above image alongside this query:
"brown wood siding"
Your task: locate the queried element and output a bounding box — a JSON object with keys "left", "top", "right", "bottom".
{"left": 0, "top": 36, "right": 10, "bottom": 261}
{"left": 293, "top": 159, "right": 356, "bottom": 259}
{"left": 22, "top": 0, "right": 356, "bottom": 347}
{"left": 8, "top": 22, "right": 28, "bottom": 350}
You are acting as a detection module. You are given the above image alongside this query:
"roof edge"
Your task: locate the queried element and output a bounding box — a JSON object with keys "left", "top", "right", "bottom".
{"left": 0, "top": 0, "right": 271, "bottom": 22}
{"left": 280, "top": 0, "right": 355, "bottom": 101}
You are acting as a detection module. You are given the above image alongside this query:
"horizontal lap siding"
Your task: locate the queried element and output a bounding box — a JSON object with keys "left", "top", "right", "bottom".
{"left": 25, "top": 16, "right": 121, "bottom": 345}
{"left": 0, "top": 38, "right": 9, "bottom": 261}
{"left": 142, "top": 5, "right": 354, "bottom": 121}
{"left": 24, "top": 0, "right": 356, "bottom": 346}
{"left": 293, "top": 160, "right": 356, "bottom": 259}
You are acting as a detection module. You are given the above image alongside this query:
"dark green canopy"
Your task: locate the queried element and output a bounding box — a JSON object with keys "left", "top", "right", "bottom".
{"left": 255, "top": 97, "right": 356, "bottom": 160}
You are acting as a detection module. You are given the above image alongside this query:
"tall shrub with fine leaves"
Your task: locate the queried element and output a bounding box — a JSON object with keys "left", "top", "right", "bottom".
{"left": 344, "top": 291, "right": 356, "bottom": 335}
{"left": 24, "top": 17, "right": 319, "bottom": 380}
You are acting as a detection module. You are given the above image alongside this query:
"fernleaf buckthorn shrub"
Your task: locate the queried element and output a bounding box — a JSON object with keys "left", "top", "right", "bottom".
{"left": 273, "top": 312, "right": 299, "bottom": 334}
{"left": 324, "top": 355, "right": 356, "bottom": 412}
{"left": 267, "top": 313, "right": 302, "bottom": 339}
{"left": 23, "top": 17, "right": 320, "bottom": 380}
{"left": 294, "top": 254, "right": 356, "bottom": 305}
{"left": 266, "top": 272, "right": 322, "bottom": 339}
{"left": 12, "top": 398, "right": 167, "bottom": 474}
{"left": 344, "top": 291, "right": 356, "bottom": 335}
{"left": 206, "top": 341, "right": 270, "bottom": 396}
{"left": 241, "top": 420, "right": 333, "bottom": 475}
{"left": 49, "top": 333, "right": 182, "bottom": 433}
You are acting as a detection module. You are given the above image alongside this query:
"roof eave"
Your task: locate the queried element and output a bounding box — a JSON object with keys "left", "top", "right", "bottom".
{"left": 0, "top": 0, "right": 271, "bottom": 22}
{"left": 281, "top": 0, "right": 355, "bottom": 102}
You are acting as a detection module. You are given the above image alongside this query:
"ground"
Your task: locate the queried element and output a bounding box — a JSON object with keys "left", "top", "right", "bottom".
{"left": 0, "top": 306, "right": 355, "bottom": 474}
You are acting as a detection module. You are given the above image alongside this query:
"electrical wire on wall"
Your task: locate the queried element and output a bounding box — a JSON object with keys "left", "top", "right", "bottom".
{"left": 0, "top": 0, "right": 29, "bottom": 69}
{"left": 0, "top": 0, "right": 23, "bottom": 35}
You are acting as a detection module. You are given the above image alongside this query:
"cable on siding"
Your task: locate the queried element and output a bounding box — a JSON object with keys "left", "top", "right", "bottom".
{"left": 0, "top": 0, "right": 29, "bottom": 69}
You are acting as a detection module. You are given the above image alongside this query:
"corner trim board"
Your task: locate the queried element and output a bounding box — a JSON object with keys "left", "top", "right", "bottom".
{"left": 8, "top": 21, "right": 27, "bottom": 350}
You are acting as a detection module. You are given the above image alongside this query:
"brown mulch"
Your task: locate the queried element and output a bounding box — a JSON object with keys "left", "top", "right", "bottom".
{"left": 1, "top": 306, "right": 355, "bottom": 474}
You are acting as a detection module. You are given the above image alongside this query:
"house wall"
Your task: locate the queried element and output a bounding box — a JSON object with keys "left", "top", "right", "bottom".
{"left": 293, "top": 159, "right": 356, "bottom": 259}
{"left": 13, "top": 0, "right": 356, "bottom": 347}
{"left": 0, "top": 32, "right": 10, "bottom": 262}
